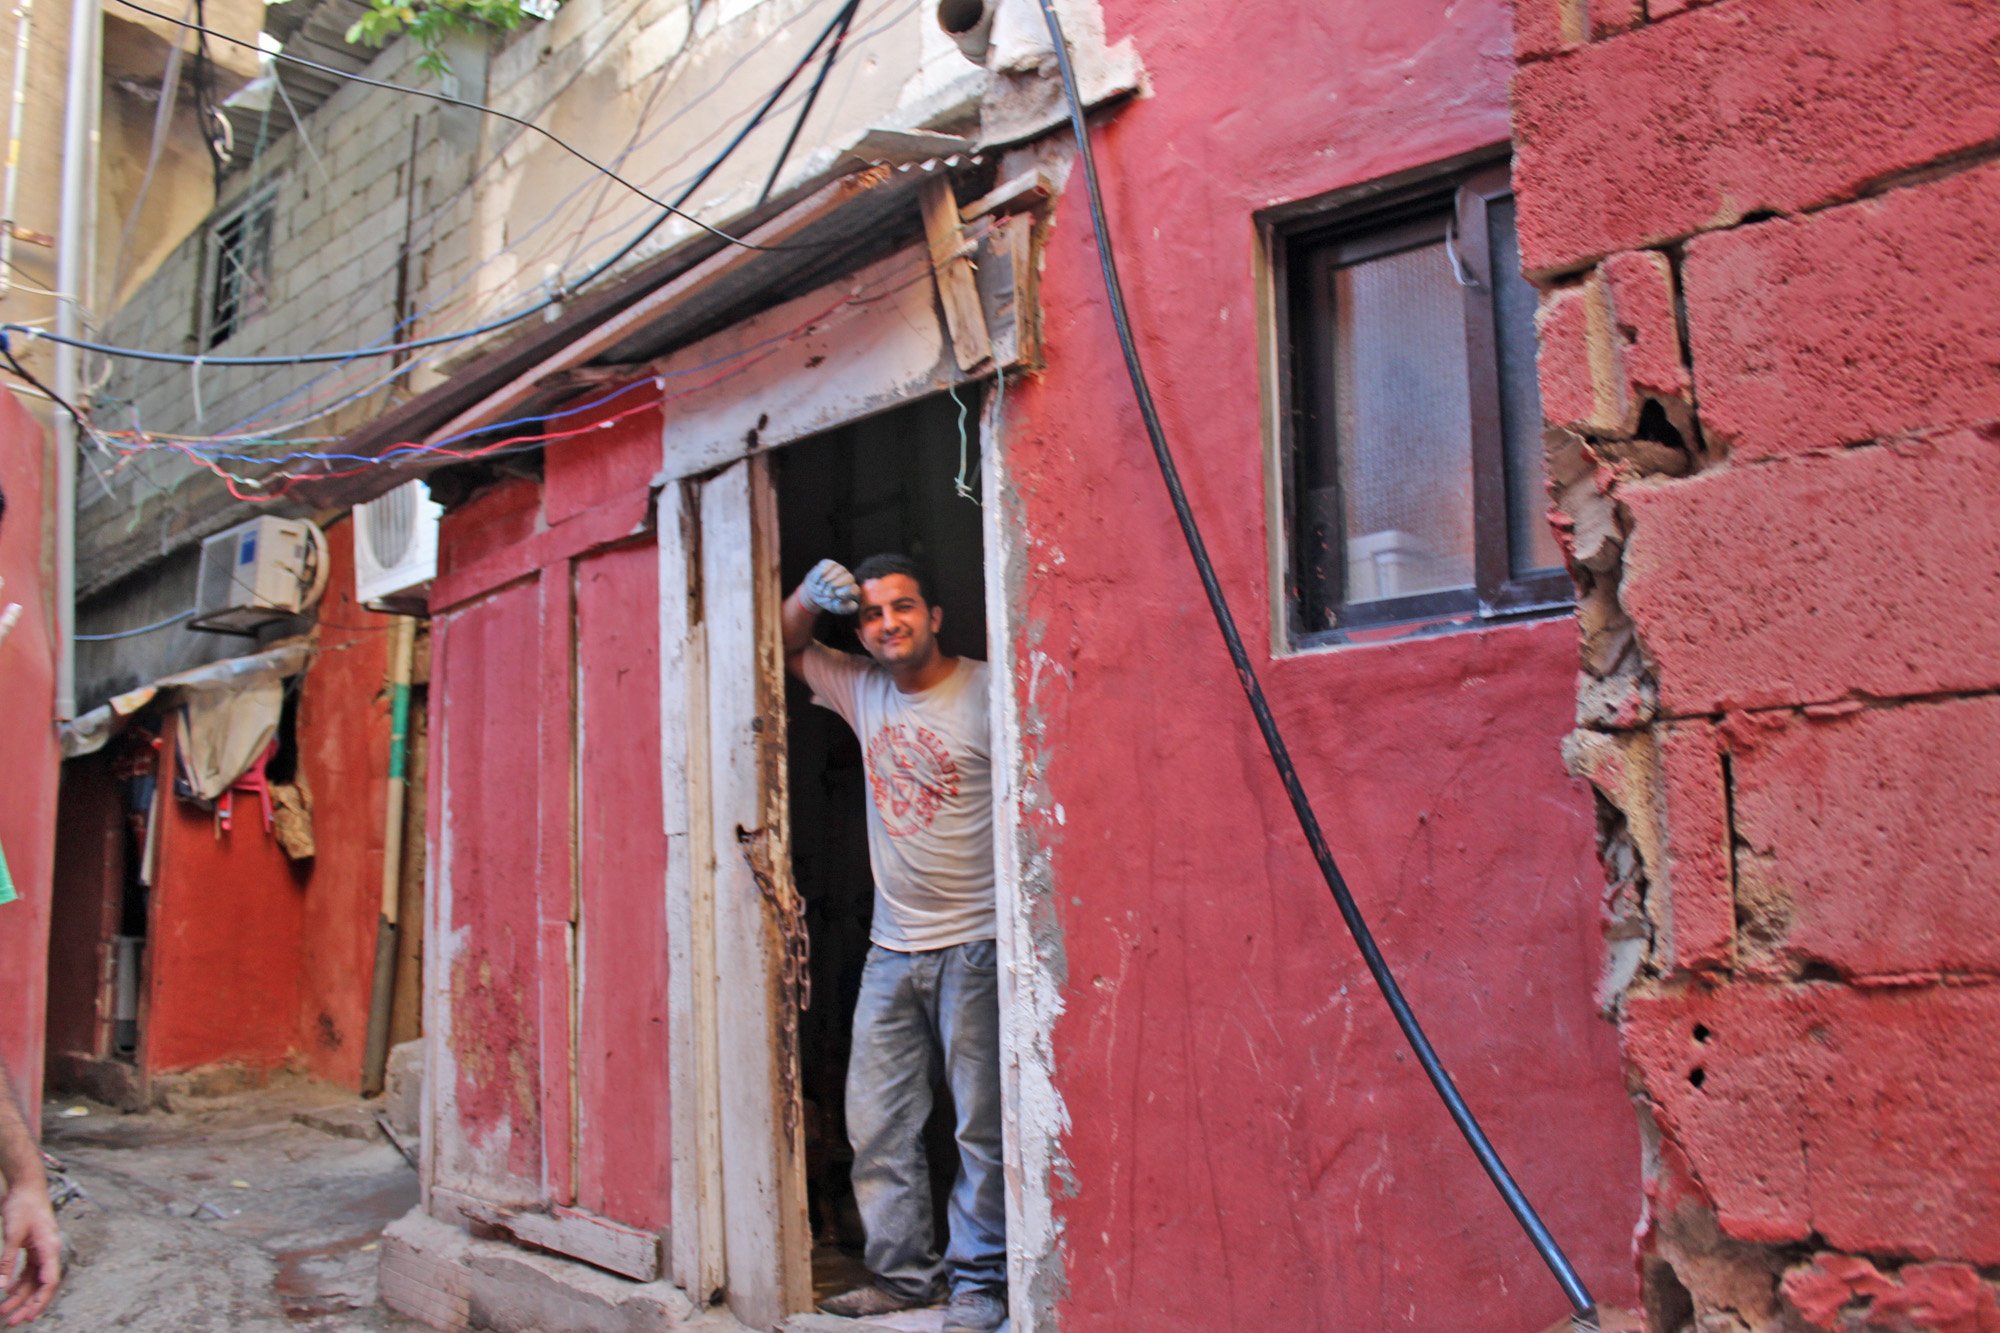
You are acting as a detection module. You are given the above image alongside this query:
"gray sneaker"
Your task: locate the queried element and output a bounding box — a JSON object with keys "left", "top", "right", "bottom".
{"left": 942, "top": 1285, "right": 1008, "bottom": 1333}
{"left": 817, "top": 1281, "right": 939, "bottom": 1319}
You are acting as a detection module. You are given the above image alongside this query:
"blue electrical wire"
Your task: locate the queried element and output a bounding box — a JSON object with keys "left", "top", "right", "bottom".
{"left": 74, "top": 608, "right": 198, "bottom": 641}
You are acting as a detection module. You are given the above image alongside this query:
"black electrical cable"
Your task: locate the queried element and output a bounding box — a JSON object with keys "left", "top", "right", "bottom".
{"left": 1032, "top": 2, "right": 1598, "bottom": 1324}
{"left": 755, "top": 0, "right": 860, "bottom": 206}
{"left": 191, "top": 0, "right": 227, "bottom": 188}
{"left": 7, "top": 0, "right": 865, "bottom": 369}
{"left": 2, "top": 332, "right": 95, "bottom": 442}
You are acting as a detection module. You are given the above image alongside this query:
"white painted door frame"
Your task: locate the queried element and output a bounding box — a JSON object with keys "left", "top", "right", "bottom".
{"left": 658, "top": 233, "right": 1065, "bottom": 1332}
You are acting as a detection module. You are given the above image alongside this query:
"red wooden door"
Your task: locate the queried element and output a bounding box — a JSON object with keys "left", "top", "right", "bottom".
{"left": 572, "top": 539, "right": 673, "bottom": 1236}
{"left": 429, "top": 508, "right": 673, "bottom": 1279}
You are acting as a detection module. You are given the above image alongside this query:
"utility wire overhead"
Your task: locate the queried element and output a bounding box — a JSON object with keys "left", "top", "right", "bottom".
{"left": 108, "top": 0, "right": 777, "bottom": 251}
{"left": 4, "top": 0, "right": 872, "bottom": 369}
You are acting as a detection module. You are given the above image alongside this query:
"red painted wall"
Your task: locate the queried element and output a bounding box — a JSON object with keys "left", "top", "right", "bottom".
{"left": 0, "top": 389, "right": 58, "bottom": 1113}
{"left": 143, "top": 521, "right": 392, "bottom": 1085}
{"left": 292, "top": 519, "right": 394, "bottom": 1086}
{"left": 1515, "top": 2, "right": 2000, "bottom": 1326}
{"left": 1004, "top": 0, "right": 1640, "bottom": 1325}
{"left": 146, "top": 727, "right": 308, "bottom": 1074}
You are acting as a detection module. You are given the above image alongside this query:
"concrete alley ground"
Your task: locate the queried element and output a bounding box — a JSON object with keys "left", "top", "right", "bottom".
{"left": 35, "top": 1084, "right": 422, "bottom": 1331}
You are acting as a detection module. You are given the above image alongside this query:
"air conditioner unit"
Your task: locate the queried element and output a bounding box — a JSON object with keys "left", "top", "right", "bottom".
{"left": 191, "top": 516, "right": 331, "bottom": 634}
{"left": 354, "top": 480, "right": 442, "bottom": 613}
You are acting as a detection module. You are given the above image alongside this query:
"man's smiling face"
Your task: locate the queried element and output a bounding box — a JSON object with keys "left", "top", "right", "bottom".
{"left": 855, "top": 572, "right": 942, "bottom": 672}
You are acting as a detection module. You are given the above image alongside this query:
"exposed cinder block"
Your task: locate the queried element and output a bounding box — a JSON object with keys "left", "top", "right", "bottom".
{"left": 1683, "top": 160, "right": 2000, "bottom": 460}
{"left": 1513, "top": 0, "right": 2000, "bottom": 273}
{"left": 1656, "top": 720, "right": 1731, "bottom": 974}
{"left": 1618, "top": 428, "right": 2000, "bottom": 715}
{"left": 1536, "top": 249, "right": 1688, "bottom": 440}
{"left": 1782, "top": 1253, "right": 2000, "bottom": 1331}
{"left": 1624, "top": 984, "right": 2000, "bottom": 1264}
{"left": 1726, "top": 695, "right": 2000, "bottom": 980}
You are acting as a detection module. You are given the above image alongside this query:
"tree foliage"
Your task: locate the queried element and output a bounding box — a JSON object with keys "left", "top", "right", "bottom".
{"left": 341, "top": 0, "right": 535, "bottom": 77}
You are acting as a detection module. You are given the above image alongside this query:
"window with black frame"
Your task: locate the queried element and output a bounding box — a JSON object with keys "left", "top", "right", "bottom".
{"left": 1280, "top": 161, "right": 1567, "bottom": 644}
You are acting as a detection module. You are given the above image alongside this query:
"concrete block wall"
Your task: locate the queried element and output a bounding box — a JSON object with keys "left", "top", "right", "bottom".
{"left": 97, "top": 31, "right": 472, "bottom": 453}
{"left": 80, "top": 0, "right": 945, "bottom": 619}
{"left": 1511, "top": 1, "right": 2000, "bottom": 1329}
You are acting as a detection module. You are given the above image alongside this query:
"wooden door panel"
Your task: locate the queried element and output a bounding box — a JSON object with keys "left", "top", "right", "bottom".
{"left": 429, "top": 581, "right": 549, "bottom": 1204}
{"left": 574, "top": 539, "right": 673, "bottom": 1232}
{"left": 700, "top": 457, "right": 811, "bottom": 1328}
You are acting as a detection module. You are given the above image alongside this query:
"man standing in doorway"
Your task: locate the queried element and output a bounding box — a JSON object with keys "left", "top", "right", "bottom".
{"left": 784, "top": 554, "right": 1006, "bottom": 1333}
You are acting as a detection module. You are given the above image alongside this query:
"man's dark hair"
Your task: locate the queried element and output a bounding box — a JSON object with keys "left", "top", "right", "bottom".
{"left": 853, "top": 553, "right": 932, "bottom": 606}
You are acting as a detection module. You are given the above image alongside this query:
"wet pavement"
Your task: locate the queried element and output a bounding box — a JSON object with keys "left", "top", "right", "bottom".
{"left": 35, "top": 1084, "right": 423, "bottom": 1331}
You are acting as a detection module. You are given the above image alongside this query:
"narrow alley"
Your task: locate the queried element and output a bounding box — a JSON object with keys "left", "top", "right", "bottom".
{"left": 36, "top": 1086, "right": 421, "bottom": 1330}
{"left": 3, "top": 0, "right": 1997, "bottom": 1329}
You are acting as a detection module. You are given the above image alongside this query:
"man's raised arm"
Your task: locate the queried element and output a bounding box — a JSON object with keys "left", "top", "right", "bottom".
{"left": 783, "top": 558, "right": 859, "bottom": 678}
{"left": 0, "top": 1062, "right": 58, "bottom": 1324}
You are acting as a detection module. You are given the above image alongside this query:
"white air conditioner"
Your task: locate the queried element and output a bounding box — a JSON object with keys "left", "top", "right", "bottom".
{"left": 191, "top": 516, "right": 331, "bottom": 634}
{"left": 354, "top": 480, "right": 442, "bottom": 613}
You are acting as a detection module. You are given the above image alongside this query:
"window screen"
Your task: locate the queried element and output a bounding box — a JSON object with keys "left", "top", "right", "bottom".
{"left": 1283, "top": 161, "right": 1568, "bottom": 641}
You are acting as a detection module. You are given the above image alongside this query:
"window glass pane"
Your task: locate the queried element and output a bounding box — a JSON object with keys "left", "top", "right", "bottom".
{"left": 1332, "top": 239, "right": 1475, "bottom": 604}
{"left": 1489, "top": 197, "right": 1564, "bottom": 577}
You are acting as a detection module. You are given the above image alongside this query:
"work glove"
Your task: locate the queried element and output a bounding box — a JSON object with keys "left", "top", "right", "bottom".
{"left": 803, "top": 559, "right": 860, "bottom": 615}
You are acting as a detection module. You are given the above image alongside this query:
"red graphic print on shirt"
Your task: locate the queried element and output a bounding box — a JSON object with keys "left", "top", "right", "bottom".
{"left": 865, "top": 722, "right": 962, "bottom": 838}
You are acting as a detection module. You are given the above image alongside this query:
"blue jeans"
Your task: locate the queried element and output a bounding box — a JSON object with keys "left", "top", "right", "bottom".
{"left": 846, "top": 939, "right": 1007, "bottom": 1299}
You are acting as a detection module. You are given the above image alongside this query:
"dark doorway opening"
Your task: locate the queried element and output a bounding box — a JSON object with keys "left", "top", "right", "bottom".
{"left": 46, "top": 725, "right": 164, "bottom": 1107}
{"left": 775, "top": 389, "right": 988, "bottom": 1305}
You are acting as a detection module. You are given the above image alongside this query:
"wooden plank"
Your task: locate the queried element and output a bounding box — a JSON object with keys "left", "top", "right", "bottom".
{"left": 653, "top": 247, "right": 959, "bottom": 481}
{"left": 748, "top": 455, "right": 812, "bottom": 1310}
{"left": 960, "top": 168, "right": 1054, "bottom": 222}
{"left": 500, "top": 1208, "right": 664, "bottom": 1283}
{"left": 661, "top": 481, "right": 725, "bottom": 1301}
{"left": 920, "top": 176, "right": 992, "bottom": 372}
{"left": 976, "top": 214, "right": 1041, "bottom": 372}
{"left": 537, "top": 567, "right": 578, "bottom": 1208}
{"left": 700, "top": 459, "right": 810, "bottom": 1329}
{"left": 422, "top": 168, "right": 896, "bottom": 455}
{"left": 430, "top": 489, "right": 652, "bottom": 613}
{"left": 426, "top": 587, "right": 549, "bottom": 1203}
{"left": 574, "top": 541, "right": 672, "bottom": 1233}
{"left": 432, "top": 1189, "right": 664, "bottom": 1283}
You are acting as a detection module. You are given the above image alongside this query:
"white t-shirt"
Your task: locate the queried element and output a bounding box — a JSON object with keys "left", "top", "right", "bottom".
{"left": 800, "top": 642, "right": 994, "bottom": 951}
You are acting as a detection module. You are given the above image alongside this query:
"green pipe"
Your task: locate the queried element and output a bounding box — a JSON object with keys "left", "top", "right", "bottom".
{"left": 362, "top": 616, "right": 416, "bottom": 1098}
